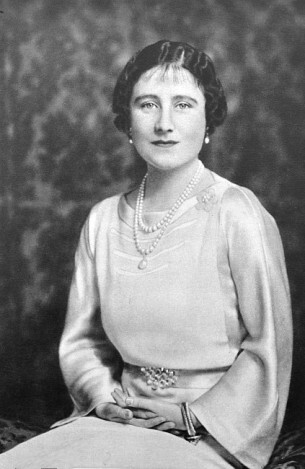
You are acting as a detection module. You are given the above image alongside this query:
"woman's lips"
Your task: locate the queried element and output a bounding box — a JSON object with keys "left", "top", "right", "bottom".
{"left": 151, "top": 140, "right": 178, "bottom": 147}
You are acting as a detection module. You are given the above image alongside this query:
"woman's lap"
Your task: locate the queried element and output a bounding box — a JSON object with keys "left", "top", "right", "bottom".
{"left": 0, "top": 416, "right": 235, "bottom": 469}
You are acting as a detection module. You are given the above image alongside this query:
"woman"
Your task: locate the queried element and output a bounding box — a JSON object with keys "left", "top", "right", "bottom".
{"left": 0, "top": 40, "right": 292, "bottom": 469}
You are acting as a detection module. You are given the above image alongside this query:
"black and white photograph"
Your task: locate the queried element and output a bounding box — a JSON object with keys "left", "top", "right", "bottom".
{"left": 0, "top": 1, "right": 304, "bottom": 468}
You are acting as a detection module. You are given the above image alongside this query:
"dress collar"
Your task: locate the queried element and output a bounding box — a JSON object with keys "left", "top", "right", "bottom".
{"left": 118, "top": 166, "right": 217, "bottom": 228}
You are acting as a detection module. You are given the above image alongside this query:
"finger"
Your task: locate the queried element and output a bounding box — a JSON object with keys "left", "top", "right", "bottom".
{"left": 154, "top": 422, "right": 176, "bottom": 432}
{"left": 130, "top": 416, "right": 166, "bottom": 429}
{"left": 114, "top": 388, "right": 134, "bottom": 407}
{"left": 113, "top": 387, "right": 128, "bottom": 400}
{"left": 125, "top": 396, "right": 153, "bottom": 411}
{"left": 131, "top": 409, "right": 157, "bottom": 419}
{"left": 102, "top": 403, "right": 133, "bottom": 421}
{"left": 114, "top": 406, "right": 133, "bottom": 421}
{"left": 111, "top": 390, "right": 128, "bottom": 408}
{"left": 113, "top": 388, "right": 129, "bottom": 400}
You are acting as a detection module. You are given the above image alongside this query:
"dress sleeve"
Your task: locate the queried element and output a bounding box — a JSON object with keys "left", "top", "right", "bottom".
{"left": 189, "top": 186, "right": 292, "bottom": 469}
{"left": 58, "top": 205, "right": 123, "bottom": 420}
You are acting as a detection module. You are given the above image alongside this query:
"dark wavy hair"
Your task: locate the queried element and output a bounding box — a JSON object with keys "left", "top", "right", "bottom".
{"left": 112, "top": 40, "right": 227, "bottom": 137}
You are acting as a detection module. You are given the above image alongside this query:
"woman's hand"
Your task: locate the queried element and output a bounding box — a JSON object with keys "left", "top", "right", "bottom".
{"left": 96, "top": 402, "right": 134, "bottom": 423}
{"left": 95, "top": 400, "right": 175, "bottom": 431}
{"left": 112, "top": 388, "right": 193, "bottom": 431}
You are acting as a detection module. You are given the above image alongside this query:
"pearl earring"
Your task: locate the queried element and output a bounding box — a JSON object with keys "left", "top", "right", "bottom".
{"left": 129, "top": 128, "right": 133, "bottom": 144}
{"left": 204, "top": 128, "right": 210, "bottom": 144}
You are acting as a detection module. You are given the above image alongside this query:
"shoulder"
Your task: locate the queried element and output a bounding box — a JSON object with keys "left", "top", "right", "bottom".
{"left": 203, "top": 169, "right": 277, "bottom": 233}
{"left": 89, "top": 193, "right": 122, "bottom": 221}
{"left": 222, "top": 185, "right": 262, "bottom": 217}
{"left": 215, "top": 181, "right": 279, "bottom": 244}
{"left": 215, "top": 178, "right": 275, "bottom": 226}
{"left": 85, "top": 193, "right": 124, "bottom": 235}
{"left": 82, "top": 194, "right": 122, "bottom": 258}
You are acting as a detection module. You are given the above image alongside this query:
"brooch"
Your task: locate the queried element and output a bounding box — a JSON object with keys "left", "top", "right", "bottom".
{"left": 140, "top": 366, "right": 178, "bottom": 390}
{"left": 195, "top": 187, "right": 217, "bottom": 211}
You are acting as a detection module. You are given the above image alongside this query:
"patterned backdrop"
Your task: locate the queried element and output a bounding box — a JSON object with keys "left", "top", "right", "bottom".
{"left": 1, "top": 0, "right": 305, "bottom": 428}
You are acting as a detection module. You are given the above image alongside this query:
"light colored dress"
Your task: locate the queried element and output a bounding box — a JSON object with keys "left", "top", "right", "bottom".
{"left": 0, "top": 165, "right": 292, "bottom": 469}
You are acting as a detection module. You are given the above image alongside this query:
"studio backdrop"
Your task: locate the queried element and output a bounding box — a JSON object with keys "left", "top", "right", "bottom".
{"left": 1, "top": 0, "right": 304, "bottom": 428}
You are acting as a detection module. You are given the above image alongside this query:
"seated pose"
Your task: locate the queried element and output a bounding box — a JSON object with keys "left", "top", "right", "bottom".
{"left": 1, "top": 40, "right": 292, "bottom": 469}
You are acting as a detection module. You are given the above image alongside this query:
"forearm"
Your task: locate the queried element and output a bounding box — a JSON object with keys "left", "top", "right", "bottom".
{"left": 60, "top": 328, "right": 123, "bottom": 413}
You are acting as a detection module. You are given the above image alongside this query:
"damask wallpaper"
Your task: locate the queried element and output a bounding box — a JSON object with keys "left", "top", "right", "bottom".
{"left": 1, "top": 0, "right": 304, "bottom": 428}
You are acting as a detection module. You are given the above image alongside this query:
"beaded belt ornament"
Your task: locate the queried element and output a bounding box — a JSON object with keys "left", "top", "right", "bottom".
{"left": 140, "top": 366, "right": 178, "bottom": 390}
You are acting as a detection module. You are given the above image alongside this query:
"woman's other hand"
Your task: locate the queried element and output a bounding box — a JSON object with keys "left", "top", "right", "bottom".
{"left": 112, "top": 388, "right": 189, "bottom": 431}
{"left": 96, "top": 402, "right": 133, "bottom": 423}
{"left": 96, "top": 401, "right": 175, "bottom": 431}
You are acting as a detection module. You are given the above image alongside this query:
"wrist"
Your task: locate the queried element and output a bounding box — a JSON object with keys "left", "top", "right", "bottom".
{"left": 189, "top": 408, "right": 201, "bottom": 429}
{"left": 181, "top": 402, "right": 209, "bottom": 444}
{"left": 181, "top": 402, "right": 198, "bottom": 439}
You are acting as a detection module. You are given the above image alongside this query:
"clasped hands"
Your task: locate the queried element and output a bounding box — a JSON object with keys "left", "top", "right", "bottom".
{"left": 95, "top": 388, "right": 200, "bottom": 432}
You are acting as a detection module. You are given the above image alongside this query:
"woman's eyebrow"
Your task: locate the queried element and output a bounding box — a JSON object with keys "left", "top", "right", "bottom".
{"left": 174, "top": 95, "right": 199, "bottom": 105}
{"left": 133, "top": 94, "right": 159, "bottom": 104}
{"left": 133, "top": 94, "right": 199, "bottom": 104}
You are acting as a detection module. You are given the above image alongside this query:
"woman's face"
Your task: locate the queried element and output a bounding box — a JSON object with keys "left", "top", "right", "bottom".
{"left": 129, "top": 65, "right": 206, "bottom": 173}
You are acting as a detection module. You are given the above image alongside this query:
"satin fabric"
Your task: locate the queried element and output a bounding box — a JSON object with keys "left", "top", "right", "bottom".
{"left": 1, "top": 166, "right": 292, "bottom": 469}
{"left": 0, "top": 417, "right": 235, "bottom": 469}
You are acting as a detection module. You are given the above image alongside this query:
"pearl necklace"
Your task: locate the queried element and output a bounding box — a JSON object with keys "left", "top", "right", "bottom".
{"left": 133, "top": 162, "right": 204, "bottom": 270}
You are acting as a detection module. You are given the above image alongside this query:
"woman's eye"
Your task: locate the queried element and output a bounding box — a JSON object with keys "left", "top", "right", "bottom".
{"left": 176, "top": 102, "right": 191, "bottom": 109}
{"left": 141, "top": 102, "right": 157, "bottom": 109}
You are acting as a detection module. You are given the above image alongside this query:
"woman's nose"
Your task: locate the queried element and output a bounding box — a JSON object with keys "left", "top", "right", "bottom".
{"left": 154, "top": 107, "right": 174, "bottom": 133}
